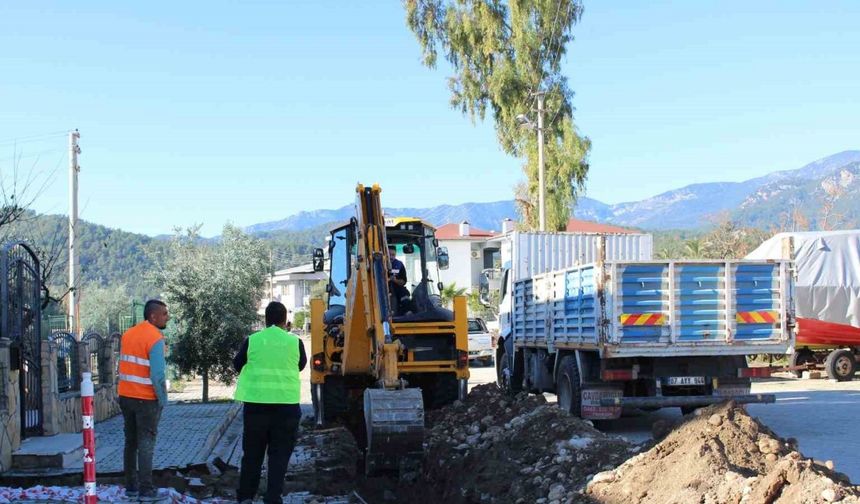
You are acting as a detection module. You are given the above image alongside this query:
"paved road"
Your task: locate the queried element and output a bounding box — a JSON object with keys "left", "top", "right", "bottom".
{"left": 92, "top": 402, "right": 239, "bottom": 473}
{"left": 748, "top": 379, "right": 860, "bottom": 482}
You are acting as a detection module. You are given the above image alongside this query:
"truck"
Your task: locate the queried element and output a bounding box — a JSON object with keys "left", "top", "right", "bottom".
{"left": 493, "top": 231, "right": 794, "bottom": 419}
{"left": 747, "top": 231, "right": 860, "bottom": 381}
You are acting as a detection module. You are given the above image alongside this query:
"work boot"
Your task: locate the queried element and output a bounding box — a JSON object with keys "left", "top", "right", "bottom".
{"left": 125, "top": 489, "right": 139, "bottom": 501}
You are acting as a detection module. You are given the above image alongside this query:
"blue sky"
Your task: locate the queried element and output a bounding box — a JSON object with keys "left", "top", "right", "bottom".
{"left": 1, "top": 1, "right": 858, "bottom": 236}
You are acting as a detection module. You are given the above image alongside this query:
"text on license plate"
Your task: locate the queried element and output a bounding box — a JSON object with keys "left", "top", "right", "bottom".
{"left": 666, "top": 376, "right": 706, "bottom": 386}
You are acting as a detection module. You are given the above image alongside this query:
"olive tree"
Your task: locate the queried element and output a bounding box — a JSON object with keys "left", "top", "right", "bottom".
{"left": 156, "top": 225, "right": 269, "bottom": 402}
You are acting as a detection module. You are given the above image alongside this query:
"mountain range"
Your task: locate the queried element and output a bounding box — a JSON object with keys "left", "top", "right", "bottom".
{"left": 11, "top": 150, "right": 858, "bottom": 293}
{"left": 245, "top": 151, "right": 860, "bottom": 232}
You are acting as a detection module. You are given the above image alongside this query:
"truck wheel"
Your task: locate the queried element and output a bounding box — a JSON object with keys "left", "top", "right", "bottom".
{"left": 825, "top": 349, "right": 856, "bottom": 381}
{"left": 556, "top": 356, "right": 582, "bottom": 417}
{"left": 790, "top": 349, "right": 815, "bottom": 378}
{"left": 497, "top": 343, "right": 523, "bottom": 394}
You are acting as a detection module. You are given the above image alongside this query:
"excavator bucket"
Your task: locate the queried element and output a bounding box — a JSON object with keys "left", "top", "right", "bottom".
{"left": 363, "top": 388, "right": 425, "bottom": 475}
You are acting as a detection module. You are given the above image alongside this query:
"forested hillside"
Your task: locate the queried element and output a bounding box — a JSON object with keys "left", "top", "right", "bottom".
{"left": 1, "top": 212, "right": 329, "bottom": 301}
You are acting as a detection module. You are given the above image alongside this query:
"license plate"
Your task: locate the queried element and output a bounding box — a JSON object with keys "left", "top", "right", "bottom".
{"left": 666, "top": 376, "right": 706, "bottom": 386}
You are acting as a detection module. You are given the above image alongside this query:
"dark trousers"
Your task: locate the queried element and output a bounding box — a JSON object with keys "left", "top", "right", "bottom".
{"left": 119, "top": 396, "right": 162, "bottom": 494}
{"left": 390, "top": 282, "right": 411, "bottom": 314}
{"left": 237, "top": 405, "right": 301, "bottom": 504}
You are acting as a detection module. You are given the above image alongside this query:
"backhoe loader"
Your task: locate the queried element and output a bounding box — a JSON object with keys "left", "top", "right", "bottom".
{"left": 309, "top": 183, "right": 469, "bottom": 473}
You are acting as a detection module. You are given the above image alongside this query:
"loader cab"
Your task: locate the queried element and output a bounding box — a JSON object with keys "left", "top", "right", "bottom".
{"left": 384, "top": 217, "right": 448, "bottom": 316}
{"left": 314, "top": 218, "right": 450, "bottom": 318}
{"left": 312, "top": 222, "right": 355, "bottom": 325}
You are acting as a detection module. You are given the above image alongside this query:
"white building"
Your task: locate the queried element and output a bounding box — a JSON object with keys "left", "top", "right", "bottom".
{"left": 436, "top": 221, "right": 503, "bottom": 293}
{"left": 259, "top": 263, "right": 327, "bottom": 322}
{"left": 435, "top": 218, "right": 639, "bottom": 294}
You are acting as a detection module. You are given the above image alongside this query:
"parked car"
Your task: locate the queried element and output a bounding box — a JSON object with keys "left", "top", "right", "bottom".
{"left": 468, "top": 317, "right": 495, "bottom": 365}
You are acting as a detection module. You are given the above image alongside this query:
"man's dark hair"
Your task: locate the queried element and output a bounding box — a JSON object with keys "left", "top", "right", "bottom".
{"left": 388, "top": 245, "right": 396, "bottom": 251}
{"left": 143, "top": 299, "right": 167, "bottom": 321}
{"left": 265, "top": 301, "right": 288, "bottom": 327}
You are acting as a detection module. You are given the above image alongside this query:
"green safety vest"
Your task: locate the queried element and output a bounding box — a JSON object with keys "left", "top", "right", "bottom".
{"left": 234, "top": 326, "right": 301, "bottom": 404}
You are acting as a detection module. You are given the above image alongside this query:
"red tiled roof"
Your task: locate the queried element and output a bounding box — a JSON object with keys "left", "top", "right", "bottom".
{"left": 435, "top": 223, "right": 496, "bottom": 240}
{"left": 566, "top": 218, "right": 635, "bottom": 234}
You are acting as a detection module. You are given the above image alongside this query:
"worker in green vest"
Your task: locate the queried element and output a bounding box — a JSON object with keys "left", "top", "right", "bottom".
{"left": 233, "top": 301, "right": 306, "bottom": 504}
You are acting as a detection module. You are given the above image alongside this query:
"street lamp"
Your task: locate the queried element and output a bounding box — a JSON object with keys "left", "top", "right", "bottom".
{"left": 517, "top": 92, "right": 546, "bottom": 231}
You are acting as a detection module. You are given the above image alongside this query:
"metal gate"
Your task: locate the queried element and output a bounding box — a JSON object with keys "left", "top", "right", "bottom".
{"left": 1, "top": 242, "right": 43, "bottom": 437}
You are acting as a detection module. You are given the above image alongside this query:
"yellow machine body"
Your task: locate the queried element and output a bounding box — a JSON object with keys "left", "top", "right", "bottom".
{"left": 309, "top": 184, "right": 468, "bottom": 473}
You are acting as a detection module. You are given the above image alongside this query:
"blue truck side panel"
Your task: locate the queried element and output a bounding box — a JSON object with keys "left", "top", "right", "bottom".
{"left": 617, "top": 263, "right": 668, "bottom": 343}
{"left": 512, "top": 260, "right": 792, "bottom": 357}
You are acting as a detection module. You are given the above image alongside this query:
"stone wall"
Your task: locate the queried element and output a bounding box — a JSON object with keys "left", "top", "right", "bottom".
{"left": 40, "top": 337, "right": 59, "bottom": 436}
{"left": 0, "top": 340, "right": 22, "bottom": 472}
{"left": 0, "top": 334, "right": 123, "bottom": 469}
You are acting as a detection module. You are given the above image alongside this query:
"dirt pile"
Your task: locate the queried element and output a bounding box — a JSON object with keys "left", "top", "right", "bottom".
{"left": 587, "top": 403, "right": 860, "bottom": 504}
{"left": 420, "top": 384, "right": 634, "bottom": 503}
{"left": 284, "top": 426, "right": 360, "bottom": 496}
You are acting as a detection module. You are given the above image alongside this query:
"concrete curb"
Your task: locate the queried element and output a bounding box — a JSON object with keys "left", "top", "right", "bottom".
{"left": 198, "top": 403, "right": 241, "bottom": 463}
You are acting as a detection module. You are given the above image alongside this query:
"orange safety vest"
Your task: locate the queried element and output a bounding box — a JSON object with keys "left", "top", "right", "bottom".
{"left": 117, "top": 321, "right": 164, "bottom": 400}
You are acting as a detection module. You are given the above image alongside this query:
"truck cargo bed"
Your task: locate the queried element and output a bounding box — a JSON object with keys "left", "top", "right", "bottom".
{"left": 513, "top": 260, "right": 794, "bottom": 357}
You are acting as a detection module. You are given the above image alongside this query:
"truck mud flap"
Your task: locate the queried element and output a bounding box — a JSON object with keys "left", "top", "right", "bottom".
{"left": 581, "top": 388, "right": 623, "bottom": 420}
{"left": 598, "top": 394, "right": 775, "bottom": 408}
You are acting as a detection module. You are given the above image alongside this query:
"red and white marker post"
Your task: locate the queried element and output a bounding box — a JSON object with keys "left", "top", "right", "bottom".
{"left": 81, "top": 372, "right": 97, "bottom": 504}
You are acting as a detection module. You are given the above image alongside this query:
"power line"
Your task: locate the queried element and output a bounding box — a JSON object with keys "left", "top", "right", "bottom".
{"left": 0, "top": 147, "right": 67, "bottom": 164}
{"left": 0, "top": 130, "right": 69, "bottom": 147}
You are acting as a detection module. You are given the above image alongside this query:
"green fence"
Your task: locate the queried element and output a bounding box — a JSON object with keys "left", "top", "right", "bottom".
{"left": 43, "top": 300, "right": 147, "bottom": 338}
{"left": 118, "top": 300, "right": 145, "bottom": 334}
{"left": 44, "top": 315, "right": 71, "bottom": 334}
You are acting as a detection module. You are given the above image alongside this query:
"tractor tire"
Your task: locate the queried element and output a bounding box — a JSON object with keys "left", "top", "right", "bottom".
{"left": 425, "top": 373, "right": 458, "bottom": 409}
{"left": 556, "top": 355, "right": 582, "bottom": 417}
{"left": 825, "top": 349, "right": 857, "bottom": 382}
{"left": 790, "top": 349, "right": 816, "bottom": 378}
{"left": 322, "top": 376, "right": 349, "bottom": 421}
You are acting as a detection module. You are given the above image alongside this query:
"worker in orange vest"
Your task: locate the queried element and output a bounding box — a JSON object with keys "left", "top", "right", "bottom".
{"left": 118, "top": 299, "right": 170, "bottom": 501}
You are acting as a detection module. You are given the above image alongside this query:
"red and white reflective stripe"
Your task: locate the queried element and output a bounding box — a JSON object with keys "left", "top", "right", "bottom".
{"left": 81, "top": 372, "right": 97, "bottom": 504}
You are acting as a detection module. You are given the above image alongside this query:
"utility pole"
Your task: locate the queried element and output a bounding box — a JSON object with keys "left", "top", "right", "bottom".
{"left": 269, "top": 249, "right": 275, "bottom": 301}
{"left": 536, "top": 91, "right": 546, "bottom": 232}
{"left": 68, "top": 130, "right": 81, "bottom": 337}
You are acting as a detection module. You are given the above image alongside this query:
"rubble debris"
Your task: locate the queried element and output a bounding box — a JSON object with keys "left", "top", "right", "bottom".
{"left": 587, "top": 403, "right": 860, "bottom": 504}
{"left": 415, "top": 384, "right": 632, "bottom": 503}
{"left": 0, "top": 484, "right": 354, "bottom": 503}
{"left": 145, "top": 424, "right": 359, "bottom": 501}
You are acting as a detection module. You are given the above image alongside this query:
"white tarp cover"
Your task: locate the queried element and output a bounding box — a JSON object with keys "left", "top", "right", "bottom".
{"left": 746, "top": 230, "right": 860, "bottom": 328}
